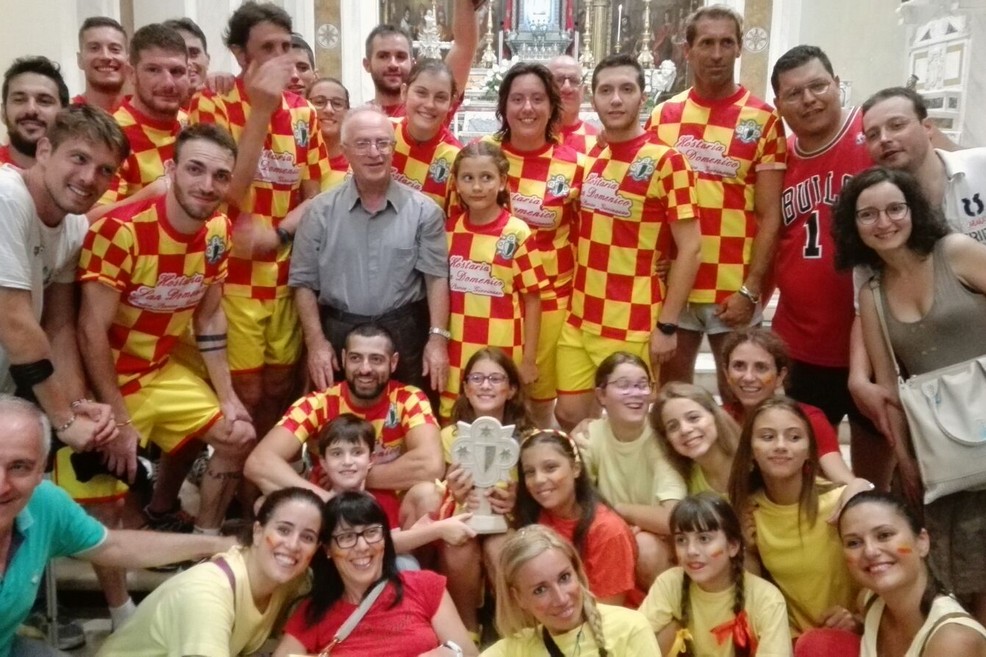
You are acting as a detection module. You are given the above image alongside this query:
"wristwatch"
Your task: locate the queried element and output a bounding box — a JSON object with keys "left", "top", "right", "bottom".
{"left": 442, "top": 640, "right": 464, "bottom": 657}
{"left": 429, "top": 326, "right": 451, "bottom": 340}
{"left": 738, "top": 284, "right": 760, "bottom": 304}
{"left": 656, "top": 321, "right": 678, "bottom": 336}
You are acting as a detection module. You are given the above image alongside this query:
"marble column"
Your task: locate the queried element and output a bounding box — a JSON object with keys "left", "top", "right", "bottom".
{"left": 738, "top": 0, "right": 772, "bottom": 99}
{"left": 314, "top": 0, "right": 343, "bottom": 80}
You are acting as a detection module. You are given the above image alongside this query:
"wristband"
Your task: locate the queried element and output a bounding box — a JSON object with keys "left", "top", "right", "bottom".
{"left": 9, "top": 359, "right": 55, "bottom": 389}
{"left": 276, "top": 227, "right": 293, "bottom": 245}
{"left": 656, "top": 321, "right": 678, "bottom": 336}
{"left": 53, "top": 413, "right": 77, "bottom": 433}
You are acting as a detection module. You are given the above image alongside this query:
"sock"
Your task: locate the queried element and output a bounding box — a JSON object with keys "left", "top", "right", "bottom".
{"left": 193, "top": 525, "right": 220, "bottom": 536}
{"left": 109, "top": 598, "right": 136, "bottom": 630}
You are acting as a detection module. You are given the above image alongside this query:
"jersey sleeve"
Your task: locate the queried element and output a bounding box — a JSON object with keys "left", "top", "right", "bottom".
{"left": 77, "top": 217, "right": 135, "bottom": 292}
{"left": 98, "top": 160, "right": 130, "bottom": 206}
{"left": 654, "top": 148, "right": 698, "bottom": 223}
{"left": 400, "top": 387, "right": 438, "bottom": 432}
{"left": 754, "top": 110, "right": 788, "bottom": 172}
{"left": 188, "top": 90, "right": 231, "bottom": 131}
{"left": 583, "top": 508, "right": 637, "bottom": 600}
{"left": 637, "top": 567, "right": 682, "bottom": 632}
{"left": 278, "top": 390, "right": 332, "bottom": 444}
{"left": 803, "top": 403, "right": 840, "bottom": 456}
{"left": 303, "top": 105, "right": 330, "bottom": 183}
{"left": 511, "top": 229, "right": 548, "bottom": 296}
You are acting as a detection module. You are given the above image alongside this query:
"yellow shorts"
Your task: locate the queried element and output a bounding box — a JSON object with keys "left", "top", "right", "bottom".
{"left": 527, "top": 302, "right": 568, "bottom": 402}
{"left": 55, "top": 360, "right": 222, "bottom": 502}
{"left": 555, "top": 323, "right": 650, "bottom": 394}
{"left": 224, "top": 295, "right": 301, "bottom": 374}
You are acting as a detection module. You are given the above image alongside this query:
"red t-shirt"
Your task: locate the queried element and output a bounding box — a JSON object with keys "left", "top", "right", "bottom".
{"left": 724, "top": 401, "right": 839, "bottom": 456}
{"left": 284, "top": 570, "right": 446, "bottom": 656}
{"left": 538, "top": 503, "right": 637, "bottom": 602}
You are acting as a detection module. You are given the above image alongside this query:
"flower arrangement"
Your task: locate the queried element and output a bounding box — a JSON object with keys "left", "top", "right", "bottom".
{"left": 483, "top": 58, "right": 516, "bottom": 100}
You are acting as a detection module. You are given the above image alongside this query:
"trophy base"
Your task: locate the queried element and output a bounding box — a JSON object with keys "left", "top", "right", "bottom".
{"left": 466, "top": 514, "right": 509, "bottom": 535}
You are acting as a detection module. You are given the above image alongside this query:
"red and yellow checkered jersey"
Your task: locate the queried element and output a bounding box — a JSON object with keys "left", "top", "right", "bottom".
{"left": 187, "top": 79, "right": 328, "bottom": 299}
{"left": 646, "top": 86, "right": 787, "bottom": 304}
{"left": 570, "top": 132, "right": 698, "bottom": 342}
{"left": 78, "top": 196, "right": 230, "bottom": 393}
{"left": 278, "top": 380, "right": 436, "bottom": 468}
{"left": 70, "top": 94, "right": 124, "bottom": 112}
{"left": 98, "top": 99, "right": 188, "bottom": 205}
{"left": 480, "top": 136, "right": 583, "bottom": 312}
{"left": 320, "top": 152, "right": 350, "bottom": 191}
{"left": 372, "top": 93, "right": 464, "bottom": 127}
{"left": 447, "top": 208, "right": 547, "bottom": 356}
{"left": 392, "top": 120, "right": 462, "bottom": 213}
{"left": 559, "top": 119, "right": 600, "bottom": 156}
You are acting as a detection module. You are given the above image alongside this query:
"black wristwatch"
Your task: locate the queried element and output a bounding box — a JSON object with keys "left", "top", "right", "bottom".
{"left": 656, "top": 321, "right": 678, "bottom": 336}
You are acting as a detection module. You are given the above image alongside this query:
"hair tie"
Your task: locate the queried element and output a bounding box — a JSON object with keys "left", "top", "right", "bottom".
{"left": 668, "top": 627, "right": 693, "bottom": 656}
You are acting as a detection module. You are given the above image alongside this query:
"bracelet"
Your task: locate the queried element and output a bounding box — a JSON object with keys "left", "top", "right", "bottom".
{"left": 116, "top": 418, "right": 133, "bottom": 428}
{"left": 428, "top": 326, "right": 451, "bottom": 340}
{"left": 9, "top": 359, "right": 55, "bottom": 389}
{"left": 53, "top": 413, "right": 77, "bottom": 433}
{"left": 738, "top": 285, "right": 760, "bottom": 304}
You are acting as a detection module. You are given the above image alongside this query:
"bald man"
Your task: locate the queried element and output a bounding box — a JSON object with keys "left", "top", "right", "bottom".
{"left": 547, "top": 55, "right": 599, "bottom": 155}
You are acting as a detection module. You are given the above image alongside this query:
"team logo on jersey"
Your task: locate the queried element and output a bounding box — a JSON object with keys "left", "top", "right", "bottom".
{"left": 384, "top": 402, "right": 399, "bottom": 429}
{"left": 495, "top": 233, "right": 518, "bottom": 260}
{"left": 628, "top": 157, "right": 656, "bottom": 182}
{"left": 546, "top": 174, "right": 570, "bottom": 198}
{"left": 734, "top": 119, "right": 763, "bottom": 144}
{"left": 293, "top": 120, "right": 310, "bottom": 147}
{"left": 429, "top": 157, "right": 450, "bottom": 184}
{"left": 205, "top": 235, "right": 226, "bottom": 265}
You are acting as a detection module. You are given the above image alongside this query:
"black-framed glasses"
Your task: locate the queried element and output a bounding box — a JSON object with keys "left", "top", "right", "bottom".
{"left": 465, "top": 372, "right": 509, "bottom": 386}
{"left": 331, "top": 524, "right": 385, "bottom": 549}
{"left": 855, "top": 202, "right": 910, "bottom": 225}
{"left": 347, "top": 138, "right": 396, "bottom": 155}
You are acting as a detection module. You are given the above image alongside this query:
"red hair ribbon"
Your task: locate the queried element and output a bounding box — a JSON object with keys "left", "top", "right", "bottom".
{"left": 711, "top": 610, "right": 758, "bottom": 654}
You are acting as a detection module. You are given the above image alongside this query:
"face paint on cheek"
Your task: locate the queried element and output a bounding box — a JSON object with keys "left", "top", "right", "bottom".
{"left": 897, "top": 546, "right": 913, "bottom": 555}
{"left": 710, "top": 549, "right": 725, "bottom": 558}
{"left": 265, "top": 535, "right": 279, "bottom": 549}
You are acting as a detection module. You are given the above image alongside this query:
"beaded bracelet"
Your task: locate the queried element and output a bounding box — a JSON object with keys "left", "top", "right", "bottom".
{"left": 54, "top": 413, "right": 77, "bottom": 433}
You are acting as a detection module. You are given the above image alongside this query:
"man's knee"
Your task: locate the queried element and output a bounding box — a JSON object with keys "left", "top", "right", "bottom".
{"left": 554, "top": 393, "right": 595, "bottom": 431}
{"left": 399, "top": 481, "right": 443, "bottom": 528}
{"left": 232, "top": 372, "right": 263, "bottom": 409}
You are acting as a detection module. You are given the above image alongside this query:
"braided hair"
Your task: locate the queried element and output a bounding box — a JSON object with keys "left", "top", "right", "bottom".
{"left": 494, "top": 525, "right": 608, "bottom": 655}
{"left": 671, "top": 493, "right": 750, "bottom": 657}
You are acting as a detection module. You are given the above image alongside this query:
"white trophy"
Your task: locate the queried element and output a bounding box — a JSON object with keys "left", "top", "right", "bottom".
{"left": 450, "top": 416, "right": 520, "bottom": 534}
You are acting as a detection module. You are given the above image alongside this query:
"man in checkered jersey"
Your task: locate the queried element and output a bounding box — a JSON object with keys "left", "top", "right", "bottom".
{"left": 645, "top": 4, "right": 786, "bottom": 398}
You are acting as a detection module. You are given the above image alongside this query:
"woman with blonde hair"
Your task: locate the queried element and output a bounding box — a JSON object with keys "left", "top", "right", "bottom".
{"left": 652, "top": 382, "right": 741, "bottom": 496}
{"left": 482, "top": 525, "right": 659, "bottom": 656}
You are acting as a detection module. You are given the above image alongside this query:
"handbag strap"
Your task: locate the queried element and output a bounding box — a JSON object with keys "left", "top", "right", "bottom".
{"left": 317, "top": 578, "right": 389, "bottom": 657}
{"left": 868, "top": 277, "right": 905, "bottom": 383}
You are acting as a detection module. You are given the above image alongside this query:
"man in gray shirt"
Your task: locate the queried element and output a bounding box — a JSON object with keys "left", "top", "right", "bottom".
{"left": 290, "top": 105, "right": 450, "bottom": 398}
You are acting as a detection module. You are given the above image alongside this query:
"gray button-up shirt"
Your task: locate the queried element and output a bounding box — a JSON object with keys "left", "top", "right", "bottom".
{"left": 290, "top": 177, "right": 449, "bottom": 316}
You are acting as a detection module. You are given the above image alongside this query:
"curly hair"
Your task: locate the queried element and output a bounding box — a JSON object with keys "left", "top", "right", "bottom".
{"left": 832, "top": 166, "right": 948, "bottom": 271}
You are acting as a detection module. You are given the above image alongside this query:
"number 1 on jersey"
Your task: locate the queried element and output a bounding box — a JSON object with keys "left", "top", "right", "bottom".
{"left": 803, "top": 210, "right": 821, "bottom": 259}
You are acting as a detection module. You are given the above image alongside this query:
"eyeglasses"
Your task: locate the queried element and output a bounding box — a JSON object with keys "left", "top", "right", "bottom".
{"left": 855, "top": 202, "right": 910, "bottom": 225}
{"left": 553, "top": 75, "right": 582, "bottom": 88}
{"left": 779, "top": 80, "right": 832, "bottom": 105}
{"left": 331, "top": 524, "right": 385, "bottom": 549}
{"left": 465, "top": 372, "right": 509, "bottom": 386}
{"left": 603, "top": 378, "right": 654, "bottom": 394}
{"left": 309, "top": 96, "right": 348, "bottom": 111}
{"left": 347, "top": 139, "right": 396, "bottom": 155}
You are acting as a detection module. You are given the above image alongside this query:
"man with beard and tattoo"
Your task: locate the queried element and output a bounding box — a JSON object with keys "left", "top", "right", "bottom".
{"left": 1, "top": 57, "right": 70, "bottom": 169}
{"left": 89, "top": 23, "right": 191, "bottom": 222}
{"left": 245, "top": 323, "right": 444, "bottom": 526}
{"left": 73, "top": 16, "right": 129, "bottom": 113}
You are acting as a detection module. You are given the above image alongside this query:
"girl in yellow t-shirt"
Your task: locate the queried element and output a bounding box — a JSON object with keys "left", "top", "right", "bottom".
{"left": 652, "top": 382, "right": 742, "bottom": 497}
{"left": 640, "top": 492, "right": 792, "bottom": 657}
{"left": 729, "top": 397, "right": 860, "bottom": 655}
{"left": 439, "top": 347, "right": 536, "bottom": 638}
{"left": 481, "top": 525, "right": 659, "bottom": 657}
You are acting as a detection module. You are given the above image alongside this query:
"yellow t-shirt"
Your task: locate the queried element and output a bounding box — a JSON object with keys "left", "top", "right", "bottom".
{"left": 97, "top": 546, "right": 308, "bottom": 657}
{"left": 688, "top": 463, "right": 727, "bottom": 497}
{"left": 480, "top": 604, "right": 660, "bottom": 656}
{"left": 639, "top": 566, "right": 792, "bottom": 657}
{"left": 583, "top": 418, "right": 686, "bottom": 506}
{"left": 753, "top": 485, "right": 857, "bottom": 635}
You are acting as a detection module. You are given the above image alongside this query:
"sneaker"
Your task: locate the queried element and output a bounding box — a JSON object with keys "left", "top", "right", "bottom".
{"left": 141, "top": 504, "right": 196, "bottom": 533}
{"left": 21, "top": 611, "right": 87, "bottom": 651}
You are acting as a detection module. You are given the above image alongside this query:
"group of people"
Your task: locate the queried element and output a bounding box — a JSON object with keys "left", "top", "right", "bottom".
{"left": 2, "top": 0, "right": 986, "bottom": 656}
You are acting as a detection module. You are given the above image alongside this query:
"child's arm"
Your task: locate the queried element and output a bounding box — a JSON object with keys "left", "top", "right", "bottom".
{"left": 391, "top": 513, "right": 477, "bottom": 553}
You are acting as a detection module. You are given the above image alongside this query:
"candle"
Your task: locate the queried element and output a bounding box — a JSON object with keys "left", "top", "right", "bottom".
{"left": 617, "top": 4, "right": 623, "bottom": 43}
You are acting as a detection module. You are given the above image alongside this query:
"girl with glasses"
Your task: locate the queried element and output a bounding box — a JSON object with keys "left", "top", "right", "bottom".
{"left": 516, "top": 430, "right": 637, "bottom": 606}
{"left": 441, "top": 142, "right": 546, "bottom": 421}
{"left": 307, "top": 77, "right": 351, "bottom": 191}
{"left": 481, "top": 525, "right": 659, "bottom": 656}
{"left": 833, "top": 165, "right": 986, "bottom": 626}
{"left": 439, "top": 348, "right": 536, "bottom": 639}
{"left": 274, "top": 491, "right": 477, "bottom": 657}
{"left": 578, "top": 352, "right": 687, "bottom": 591}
